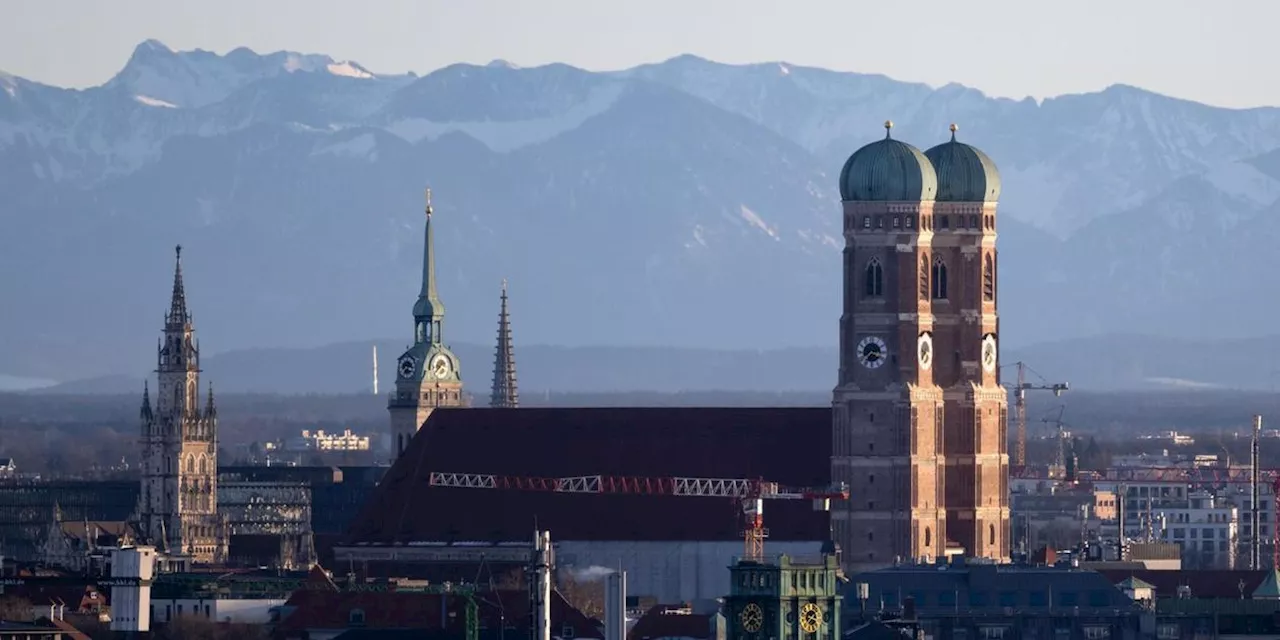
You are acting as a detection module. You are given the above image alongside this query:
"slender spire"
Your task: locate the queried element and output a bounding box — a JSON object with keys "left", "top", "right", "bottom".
{"left": 204, "top": 381, "right": 217, "bottom": 419}
{"left": 140, "top": 381, "right": 154, "bottom": 422}
{"left": 490, "top": 279, "right": 518, "bottom": 409}
{"left": 167, "top": 244, "right": 190, "bottom": 325}
{"left": 412, "top": 187, "right": 444, "bottom": 321}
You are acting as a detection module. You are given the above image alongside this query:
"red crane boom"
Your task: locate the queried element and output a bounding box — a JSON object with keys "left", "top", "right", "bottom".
{"left": 428, "top": 472, "right": 850, "bottom": 562}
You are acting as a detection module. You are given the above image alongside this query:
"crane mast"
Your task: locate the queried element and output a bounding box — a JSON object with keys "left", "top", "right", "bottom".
{"left": 1010, "top": 361, "right": 1070, "bottom": 470}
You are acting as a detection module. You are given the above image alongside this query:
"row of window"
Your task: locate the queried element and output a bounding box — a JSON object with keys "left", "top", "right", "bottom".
{"left": 851, "top": 213, "right": 996, "bottom": 233}
{"left": 860, "top": 255, "right": 995, "bottom": 301}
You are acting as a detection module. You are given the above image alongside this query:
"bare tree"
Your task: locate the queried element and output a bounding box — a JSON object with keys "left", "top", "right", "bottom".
{"left": 556, "top": 573, "right": 605, "bottom": 620}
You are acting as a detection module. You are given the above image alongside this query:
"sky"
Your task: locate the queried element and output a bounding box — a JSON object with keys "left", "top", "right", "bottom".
{"left": 1, "top": 0, "right": 1274, "bottom": 108}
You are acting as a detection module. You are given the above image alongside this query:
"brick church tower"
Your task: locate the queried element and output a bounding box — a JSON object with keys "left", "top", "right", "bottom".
{"left": 831, "top": 122, "right": 946, "bottom": 571}
{"left": 831, "top": 122, "right": 1009, "bottom": 570}
{"left": 924, "top": 125, "right": 1009, "bottom": 561}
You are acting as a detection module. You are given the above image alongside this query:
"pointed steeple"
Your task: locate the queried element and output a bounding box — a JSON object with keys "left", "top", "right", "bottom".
{"left": 204, "top": 382, "right": 217, "bottom": 419}
{"left": 490, "top": 279, "right": 518, "bottom": 408}
{"left": 167, "top": 245, "right": 190, "bottom": 325}
{"left": 412, "top": 188, "right": 444, "bottom": 321}
{"left": 140, "top": 381, "right": 154, "bottom": 423}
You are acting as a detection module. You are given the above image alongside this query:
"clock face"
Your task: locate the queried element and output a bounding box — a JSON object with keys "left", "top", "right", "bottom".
{"left": 856, "top": 336, "right": 888, "bottom": 369}
{"left": 397, "top": 356, "right": 416, "bottom": 379}
{"left": 917, "top": 333, "right": 933, "bottom": 370}
{"left": 739, "top": 603, "right": 763, "bottom": 633}
{"left": 799, "top": 603, "right": 823, "bottom": 633}
{"left": 981, "top": 334, "right": 998, "bottom": 373}
{"left": 430, "top": 354, "right": 451, "bottom": 379}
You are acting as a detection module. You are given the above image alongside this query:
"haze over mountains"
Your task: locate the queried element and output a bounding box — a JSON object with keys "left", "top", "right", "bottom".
{"left": 4, "top": 40, "right": 1280, "bottom": 391}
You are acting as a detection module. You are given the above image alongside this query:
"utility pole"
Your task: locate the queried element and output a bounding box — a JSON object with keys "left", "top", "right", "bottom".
{"left": 1253, "top": 415, "right": 1262, "bottom": 570}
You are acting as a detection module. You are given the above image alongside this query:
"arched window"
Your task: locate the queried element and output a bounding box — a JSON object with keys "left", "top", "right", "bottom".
{"left": 918, "top": 255, "right": 929, "bottom": 299}
{"left": 924, "top": 527, "right": 932, "bottom": 548}
{"left": 186, "top": 456, "right": 194, "bottom": 474}
{"left": 198, "top": 456, "right": 207, "bottom": 475}
{"left": 989, "top": 523, "right": 996, "bottom": 546}
{"left": 863, "top": 259, "right": 884, "bottom": 297}
{"left": 931, "top": 258, "right": 948, "bottom": 299}
{"left": 982, "top": 254, "right": 995, "bottom": 302}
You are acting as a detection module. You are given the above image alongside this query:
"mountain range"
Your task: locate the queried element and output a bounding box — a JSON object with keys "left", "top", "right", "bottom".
{"left": 4, "top": 40, "right": 1280, "bottom": 388}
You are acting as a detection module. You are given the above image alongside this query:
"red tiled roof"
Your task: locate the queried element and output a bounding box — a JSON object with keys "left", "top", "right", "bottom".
{"left": 344, "top": 408, "right": 832, "bottom": 544}
{"left": 276, "top": 586, "right": 600, "bottom": 637}
{"left": 1096, "top": 569, "right": 1270, "bottom": 599}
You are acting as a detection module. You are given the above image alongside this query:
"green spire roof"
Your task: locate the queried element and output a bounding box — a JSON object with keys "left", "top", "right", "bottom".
{"left": 412, "top": 188, "right": 445, "bottom": 320}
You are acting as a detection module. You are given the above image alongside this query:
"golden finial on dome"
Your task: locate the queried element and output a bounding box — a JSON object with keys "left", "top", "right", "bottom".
{"left": 425, "top": 187, "right": 433, "bottom": 217}
{"left": 949, "top": 123, "right": 958, "bottom": 141}
{"left": 884, "top": 120, "right": 894, "bottom": 138}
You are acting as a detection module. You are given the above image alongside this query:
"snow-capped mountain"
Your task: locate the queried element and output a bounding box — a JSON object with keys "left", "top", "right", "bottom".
{"left": 3, "top": 40, "right": 1279, "bottom": 382}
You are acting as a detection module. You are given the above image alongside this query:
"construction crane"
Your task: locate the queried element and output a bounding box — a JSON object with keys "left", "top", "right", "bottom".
{"left": 427, "top": 472, "right": 850, "bottom": 562}
{"left": 1007, "top": 361, "right": 1070, "bottom": 470}
{"left": 1040, "top": 407, "right": 1075, "bottom": 480}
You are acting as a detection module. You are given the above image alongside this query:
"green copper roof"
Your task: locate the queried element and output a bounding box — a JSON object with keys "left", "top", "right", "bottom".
{"left": 412, "top": 190, "right": 444, "bottom": 320}
{"left": 924, "top": 125, "right": 1001, "bottom": 203}
{"left": 839, "top": 122, "right": 937, "bottom": 202}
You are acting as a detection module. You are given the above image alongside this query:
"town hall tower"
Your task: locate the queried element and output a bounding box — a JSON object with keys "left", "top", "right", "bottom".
{"left": 138, "top": 246, "right": 225, "bottom": 563}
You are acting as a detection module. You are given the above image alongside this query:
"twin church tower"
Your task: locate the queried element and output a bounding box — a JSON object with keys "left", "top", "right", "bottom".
{"left": 832, "top": 122, "right": 1008, "bottom": 568}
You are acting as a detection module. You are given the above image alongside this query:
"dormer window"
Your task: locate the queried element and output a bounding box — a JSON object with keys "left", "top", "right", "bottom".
{"left": 349, "top": 608, "right": 366, "bottom": 626}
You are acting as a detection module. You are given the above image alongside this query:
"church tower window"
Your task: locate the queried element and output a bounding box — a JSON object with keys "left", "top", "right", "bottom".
{"left": 931, "top": 258, "right": 948, "bottom": 300}
{"left": 918, "top": 255, "right": 929, "bottom": 299}
{"left": 863, "top": 259, "right": 884, "bottom": 298}
{"left": 983, "top": 254, "right": 995, "bottom": 302}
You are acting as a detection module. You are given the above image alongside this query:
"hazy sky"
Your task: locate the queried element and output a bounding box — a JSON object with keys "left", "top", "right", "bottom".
{"left": 2, "top": 0, "right": 1274, "bottom": 108}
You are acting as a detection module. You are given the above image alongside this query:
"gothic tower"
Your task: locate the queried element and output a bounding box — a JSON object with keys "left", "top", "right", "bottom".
{"left": 924, "top": 124, "right": 1009, "bottom": 561}
{"left": 490, "top": 279, "right": 518, "bottom": 409}
{"left": 138, "top": 246, "right": 225, "bottom": 564}
{"left": 831, "top": 122, "right": 946, "bottom": 571}
{"left": 389, "top": 188, "right": 465, "bottom": 459}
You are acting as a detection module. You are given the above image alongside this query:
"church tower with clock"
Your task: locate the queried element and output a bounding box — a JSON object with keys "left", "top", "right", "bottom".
{"left": 388, "top": 188, "right": 465, "bottom": 460}
{"left": 924, "top": 125, "right": 1010, "bottom": 562}
{"left": 831, "top": 122, "right": 947, "bottom": 571}
{"left": 724, "top": 555, "right": 842, "bottom": 640}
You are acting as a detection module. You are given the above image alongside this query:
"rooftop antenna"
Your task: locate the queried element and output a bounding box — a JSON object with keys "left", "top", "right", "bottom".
{"left": 372, "top": 345, "right": 379, "bottom": 396}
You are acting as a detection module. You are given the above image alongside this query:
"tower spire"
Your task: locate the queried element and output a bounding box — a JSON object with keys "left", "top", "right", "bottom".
{"left": 412, "top": 187, "right": 445, "bottom": 336}
{"left": 140, "top": 381, "right": 154, "bottom": 422}
{"left": 490, "top": 279, "right": 518, "bottom": 408}
{"left": 167, "top": 245, "right": 189, "bottom": 325}
{"left": 204, "top": 381, "right": 217, "bottom": 419}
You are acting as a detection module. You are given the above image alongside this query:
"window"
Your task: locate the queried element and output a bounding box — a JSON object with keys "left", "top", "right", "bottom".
{"left": 875, "top": 215, "right": 884, "bottom": 229}
{"left": 864, "top": 259, "right": 884, "bottom": 297}
{"left": 931, "top": 258, "right": 948, "bottom": 299}
{"left": 982, "top": 254, "right": 995, "bottom": 301}
{"left": 940, "top": 215, "right": 950, "bottom": 229}
{"left": 918, "top": 255, "right": 929, "bottom": 298}
{"left": 563, "top": 624, "right": 575, "bottom": 638}
{"left": 989, "top": 523, "right": 996, "bottom": 546}
{"left": 893, "top": 216, "right": 901, "bottom": 229}
{"left": 868, "top": 531, "right": 874, "bottom": 541}
{"left": 924, "top": 527, "right": 932, "bottom": 547}
{"left": 1083, "top": 626, "right": 1111, "bottom": 639}
{"left": 349, "top": 609, "right": 366, "bottom": 626}
{"left": 906, "top": 215, "right": 914, "bottom": 229}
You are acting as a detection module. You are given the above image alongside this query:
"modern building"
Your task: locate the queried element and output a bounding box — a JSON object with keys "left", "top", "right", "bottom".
{"left": 137, "top": 246, "right": 227, "bottom": 564}
{"left": 831, "top": 122, "right": 1008, "bottom": 571}
{"left": 847, "top": 560, "right": 1143, "bottom": 639}
{"left": 387, "top": 188, "right": 467, "bottom": 460}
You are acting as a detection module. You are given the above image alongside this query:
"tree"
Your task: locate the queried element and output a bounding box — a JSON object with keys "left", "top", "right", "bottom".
{"left": 556, "top": 571, "right": 606, "bottom": 621}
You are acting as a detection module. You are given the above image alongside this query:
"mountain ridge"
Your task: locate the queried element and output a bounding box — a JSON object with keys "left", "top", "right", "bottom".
{"left": 4, "top": 41, "right": 1279, "bottom": 384}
